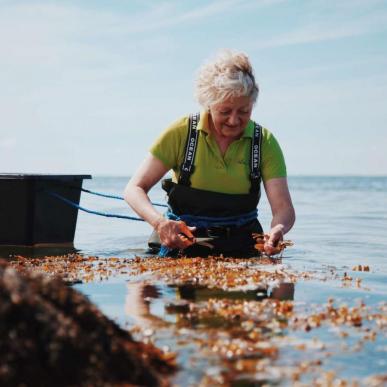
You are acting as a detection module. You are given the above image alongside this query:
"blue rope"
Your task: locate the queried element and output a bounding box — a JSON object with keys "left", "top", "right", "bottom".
{"left": 47, "top": 191, "right": 145, "bottom": 221}
{"left": 158, "top": 208, "right": 258, "bottom": 257}
{"left": 159, "top": 245, "right": 177, "bottom": 257}
{"left": 80, "top": 187, "right": 167, "bottom": 208}
{"left": 165, "top": 208, "right": 258, "bottom": 228}
{"left": 48, "top": 190, "right": 258, "bottom": 256}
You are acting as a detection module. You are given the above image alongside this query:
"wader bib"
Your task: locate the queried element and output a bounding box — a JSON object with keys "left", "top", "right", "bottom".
{"left": 149, "top": 113, "right": 263, "bottom": 257}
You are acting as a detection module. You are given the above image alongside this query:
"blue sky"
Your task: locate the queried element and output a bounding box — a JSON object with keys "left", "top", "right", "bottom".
{"left": 1, "top": 0, "right": 386, "bottom": 176}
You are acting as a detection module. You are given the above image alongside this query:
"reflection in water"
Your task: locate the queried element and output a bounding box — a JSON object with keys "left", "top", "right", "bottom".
{"left": 174, "top": 282, "right": 294, "bottom": 303}
{"left": 125, "top": 281, "right": 295, "bottom": 328}
{"left": 269, "top": 282, "right": 295, "bottom": 301}
{"left": 125, "top": 283, "right": 165, "bottom": 328}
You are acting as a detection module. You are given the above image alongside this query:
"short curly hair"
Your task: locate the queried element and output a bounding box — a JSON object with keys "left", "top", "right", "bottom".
{"left": 195, "top": 49, "right": 259, "bottom": 109}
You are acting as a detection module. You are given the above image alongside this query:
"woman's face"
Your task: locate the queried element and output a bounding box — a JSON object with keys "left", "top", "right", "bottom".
{"left": 209, "top": 96, "right": 253, "bottom": 140}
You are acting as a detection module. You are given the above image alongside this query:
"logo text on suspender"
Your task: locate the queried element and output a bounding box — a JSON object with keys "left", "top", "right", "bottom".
{"left": 186, "top": 138, "right": 196, "bottom": 163}
{"left": 180, "top": 113, "right": 200, "bottom": 179}
{"left": 251, "top": 123, "right": 261, "bottom": 180}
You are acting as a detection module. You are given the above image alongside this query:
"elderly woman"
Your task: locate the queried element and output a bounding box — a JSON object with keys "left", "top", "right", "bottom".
{"left": 124, "top": 50, "right": 295, "bottom": 257}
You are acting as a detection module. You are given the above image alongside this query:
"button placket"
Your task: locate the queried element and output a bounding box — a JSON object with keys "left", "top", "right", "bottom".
{"left": 206, "top": 135, "right": 226, "bottom": 169}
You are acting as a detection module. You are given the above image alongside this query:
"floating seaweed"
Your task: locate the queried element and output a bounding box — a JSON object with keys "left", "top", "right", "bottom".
{"left": 7, "top": 253, "right": 386, "bottom": 386}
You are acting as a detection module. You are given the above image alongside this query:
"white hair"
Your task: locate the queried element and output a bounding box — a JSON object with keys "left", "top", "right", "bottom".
{"left": 195, "top": 49, "right": 259, "bottom": 109}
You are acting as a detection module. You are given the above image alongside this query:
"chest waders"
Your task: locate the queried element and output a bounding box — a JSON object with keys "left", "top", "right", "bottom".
{"left": 149, "top": 113, "right": 264, "bottom": 257}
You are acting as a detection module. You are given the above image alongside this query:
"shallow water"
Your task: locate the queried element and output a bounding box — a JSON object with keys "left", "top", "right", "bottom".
{"left": 3, "top": 176, "right": 387, "bottom": 385}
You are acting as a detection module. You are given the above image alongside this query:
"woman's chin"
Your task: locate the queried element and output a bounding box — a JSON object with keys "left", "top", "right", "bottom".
{"left": 221, "top": 128, "right": 243, "bottom": 138}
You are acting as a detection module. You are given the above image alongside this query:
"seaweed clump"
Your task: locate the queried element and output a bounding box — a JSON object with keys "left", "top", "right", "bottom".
{"left": 0, "top": 259, "right": 175, "bottom": 387}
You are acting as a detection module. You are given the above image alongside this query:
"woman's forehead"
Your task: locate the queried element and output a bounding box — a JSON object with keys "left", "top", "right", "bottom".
{"left": 213, "top": 96, "right": 253, "bottom": 109}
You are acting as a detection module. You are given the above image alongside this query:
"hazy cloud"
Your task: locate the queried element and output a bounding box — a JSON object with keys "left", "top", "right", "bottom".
{"left": 253, "top": 3, "right": 387, "bottom": 49}
{"left": 1, "top": 0, "right": 386, "bottom": 175}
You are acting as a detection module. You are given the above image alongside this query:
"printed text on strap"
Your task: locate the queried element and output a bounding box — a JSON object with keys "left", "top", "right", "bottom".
{"left": 250, "top": 122, "right": 262, "bottom": 193}
{"left": 179, "top": 113, "right": 200, "bottom": 186}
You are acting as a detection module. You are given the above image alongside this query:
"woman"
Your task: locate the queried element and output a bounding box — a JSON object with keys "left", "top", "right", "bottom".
{"left": 124, "top": 50, "right": 295, "bottom": 257}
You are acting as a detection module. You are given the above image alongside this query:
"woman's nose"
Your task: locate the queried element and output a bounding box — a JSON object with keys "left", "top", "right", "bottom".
{"left": 227, "top": 112, "right": 239, "bottom": 125}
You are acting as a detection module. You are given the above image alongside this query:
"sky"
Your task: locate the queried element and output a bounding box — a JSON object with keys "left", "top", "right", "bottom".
{"left": 1, "top": 0, "right": 386, "bottom": 176}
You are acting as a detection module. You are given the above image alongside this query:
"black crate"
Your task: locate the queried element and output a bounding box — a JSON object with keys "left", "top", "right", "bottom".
{"left": 0, "top": 174, "right": 91, "bottom": 245}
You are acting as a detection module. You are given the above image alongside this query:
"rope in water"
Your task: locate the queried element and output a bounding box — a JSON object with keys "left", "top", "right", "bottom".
{"left": 46, "top": 191, "right": 145, "bottom": 221}
{"left": 79, "top": 187, "right": 167, "bottom": 208}
{"left": 47, "top": 189, "right": 258, "bottom": 227}
{"left": 45, "top": 185, "right": 167, "bottom": 221}
{"left": 48, "top": 190, "right": 259, "bottom": 256}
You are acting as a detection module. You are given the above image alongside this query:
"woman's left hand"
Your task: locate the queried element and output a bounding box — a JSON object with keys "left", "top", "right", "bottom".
{"left": 264, "top": 225, "right": 284, "bottom": 255}
{"left": 263, "top": 177, "right": 295, "bottom": 255}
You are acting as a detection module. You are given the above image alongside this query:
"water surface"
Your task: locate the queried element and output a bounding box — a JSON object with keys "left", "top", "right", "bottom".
{"left": 4, "top": 176, "right": 387, "bottom": 385}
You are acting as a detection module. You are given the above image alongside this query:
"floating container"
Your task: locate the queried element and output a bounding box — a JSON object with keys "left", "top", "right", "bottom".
{"left": 0, "top": 174, "right": 91, "bottom": 246}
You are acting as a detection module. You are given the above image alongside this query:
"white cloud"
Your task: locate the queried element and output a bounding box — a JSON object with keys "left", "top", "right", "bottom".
{"left": 98, "top": 0, "right": 285, "bottom": 35}
{"left": 252, "top": 2, "right": 387, "bottom": 49}
{"left": 0, "top": 0, "right": 386, "bottom": 175}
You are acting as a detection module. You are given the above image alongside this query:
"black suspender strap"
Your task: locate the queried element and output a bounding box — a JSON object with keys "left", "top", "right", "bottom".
{"left": 178, "top": 113, "right": 200, "bottom": 186}
{"left": 250, "top": 122, "right": 262, "bottom": 193}
{"left": 178, "top": 114, "right": 261, "bottom": 191}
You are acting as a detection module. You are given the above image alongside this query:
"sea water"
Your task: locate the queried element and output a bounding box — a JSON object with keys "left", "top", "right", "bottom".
{"left": 5, "top": 176, "right": 387, "bottom": 384}
{"left": 71, "top": 176, "right": 387, "bottom": 384}
{"left": 75, "top": 176, "right": 387, "bottom": 273}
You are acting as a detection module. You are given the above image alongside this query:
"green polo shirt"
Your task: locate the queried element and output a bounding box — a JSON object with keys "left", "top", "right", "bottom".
{"left": 150, "top": 111, "right": 286, "bottom": 194}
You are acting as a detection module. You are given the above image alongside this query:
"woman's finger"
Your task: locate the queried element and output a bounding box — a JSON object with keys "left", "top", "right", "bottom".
{"left": 177, "top": 233, "right": 194, "bottom": 248}
{"left": 179, "top": 221, "right": 195, "bottom": 239}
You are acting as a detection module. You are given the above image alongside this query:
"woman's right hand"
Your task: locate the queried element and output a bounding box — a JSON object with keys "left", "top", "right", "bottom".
{"left": 155, "top": 218, "right": 196, "bottom": 250}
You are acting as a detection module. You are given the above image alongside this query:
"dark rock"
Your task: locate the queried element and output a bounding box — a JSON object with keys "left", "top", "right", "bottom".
{"left": 0, "top": 259, "right": 175, "bottom": 387}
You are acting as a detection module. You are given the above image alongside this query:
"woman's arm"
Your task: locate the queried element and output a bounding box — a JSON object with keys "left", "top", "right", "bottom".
{"left": 263, "top": 177, "right": 295, "bottom": 255}
{"left": 124, "top": 153, "right": 194, "bottom": 249}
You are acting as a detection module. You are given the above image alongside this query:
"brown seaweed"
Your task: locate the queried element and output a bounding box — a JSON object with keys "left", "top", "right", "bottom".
{"left": 0, "top": 259, "right": 176, "bottom": 387}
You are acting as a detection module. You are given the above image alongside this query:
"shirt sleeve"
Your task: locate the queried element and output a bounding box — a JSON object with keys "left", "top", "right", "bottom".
{"left": 149, "top": 116, "right": 189, "bottom": 171}
{"left": 261, "top": 128, "right": 287, "bottom": 181}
